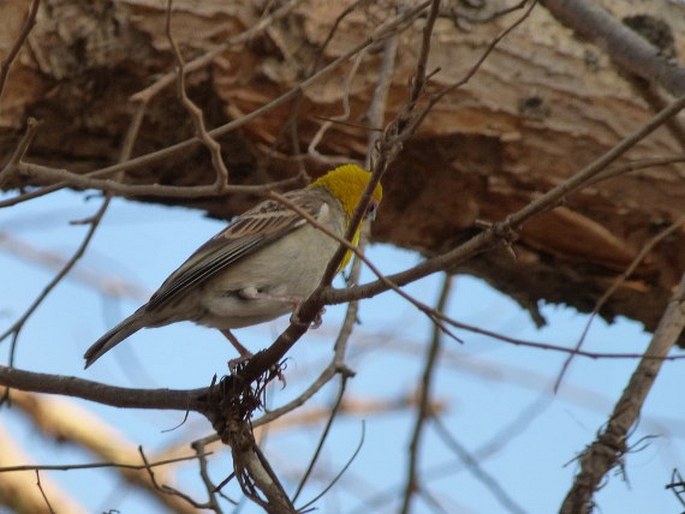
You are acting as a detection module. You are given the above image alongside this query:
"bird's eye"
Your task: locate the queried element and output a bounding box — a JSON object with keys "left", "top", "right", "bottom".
{"left": 366, "top": 202, "right": 378, "bottom": 220}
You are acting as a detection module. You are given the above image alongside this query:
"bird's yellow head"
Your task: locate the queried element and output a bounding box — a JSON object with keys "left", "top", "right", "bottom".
{"left": 310, "top": 164, "right": 383, "bottom": 220}
{"left": 310, "top": 164, "right": 383, "bottom": 270}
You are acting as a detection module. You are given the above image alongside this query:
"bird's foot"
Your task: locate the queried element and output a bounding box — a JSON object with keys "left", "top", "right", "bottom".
{"left": 227, "top": 354, "right": 286, "bottom": 388}
{"left": 227, "top": 352, "right": 252, "bottom": 374}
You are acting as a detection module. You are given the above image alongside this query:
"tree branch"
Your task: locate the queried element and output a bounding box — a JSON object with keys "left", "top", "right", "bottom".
{"left": 560, "top": 271, "right": 685, "bottom": 514}
{"left": 0, "top": 367, "right": 206, "bottom": 412}
{"left": 541, "top": 0, "right": 685, "bottom": 95}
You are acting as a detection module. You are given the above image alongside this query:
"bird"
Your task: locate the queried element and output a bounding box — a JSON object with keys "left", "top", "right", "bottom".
{"left": 83, "top": 164, "right": 383, "bottom": 368}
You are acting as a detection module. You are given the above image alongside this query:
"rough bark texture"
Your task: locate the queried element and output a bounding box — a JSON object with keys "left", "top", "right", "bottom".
{"left": 1, "top": 0, "right": 684, "bottom": 337}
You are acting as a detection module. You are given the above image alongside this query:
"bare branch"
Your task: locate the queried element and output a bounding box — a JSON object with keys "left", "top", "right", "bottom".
{"left": 366, "top": 25, "right": 399, "bottom": 169}
{"left": 541, "top": 0, "right": 685, "bottom": 96}
{"left": 560, "top": 271, "right": 685, "bottom": 514}
{"left": 0, "top": 370, "right": 206, "bottom": 411}
{"left": 298, "top": 421, "right": 366, "bottom": 512}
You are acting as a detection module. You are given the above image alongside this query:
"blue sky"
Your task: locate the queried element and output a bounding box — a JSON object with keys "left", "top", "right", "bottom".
{"left": 1, "top": 189, "right": 683, "bottom": 513}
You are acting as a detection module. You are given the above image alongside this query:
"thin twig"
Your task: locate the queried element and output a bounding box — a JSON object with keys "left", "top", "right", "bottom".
{"left": 2, "top": 165, "right": 301, "bottom": 205}
{"left": 366, "top": 28, "right": 399, "bottom": 169}
{"left": 293, "top": 372, "right": 351, "bottom": 502}
{"left": 190, "top": 439, "right": 227, "bottom": 513}
{"left": 625, "top": 75, "right": 685, "bottom": 152}
{"left": 0, "top": 452, "right": 210, "bottom": 474}
{"left": 410, "top": 0, "right": 441, "bottom": 104}
{"left": 0, "top": 0, "right": 40, "bottom": 99}
{"left": 307, "top": 45, "right": 366, "bottom": 164}
{"left": 433, "top": 417, "right": 527, "bottom": 514}
{"left": 165, "top": 0, "right": 230, "bottom": 189}
{"left": 297, "top": 421, "right": 366, "bottom": 512}
{"left": 138, "top": 446, "right": 212, "bottom": 509}
{"left": 586, "top": 154, "right": 685, "bottom": 187}
{"left": 34, "top": 470, "right": 56, "bottom": 514}
{"left": 554, "top": 214, "right": 685, "bottom": 392}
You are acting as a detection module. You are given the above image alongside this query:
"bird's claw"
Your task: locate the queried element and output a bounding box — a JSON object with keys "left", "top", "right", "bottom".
{"left": 227, "top": 353, "right": 252, "bottom": 374}
{"left": 227, "top": 353, "right": 287, "bottom": 387}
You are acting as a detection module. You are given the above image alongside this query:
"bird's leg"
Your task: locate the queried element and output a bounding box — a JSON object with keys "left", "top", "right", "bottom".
{"left": 221, "top": 329, "right": 252, "bottom": 371}
{"left": 220, "top": 328, "right": 286, "bottom": 386}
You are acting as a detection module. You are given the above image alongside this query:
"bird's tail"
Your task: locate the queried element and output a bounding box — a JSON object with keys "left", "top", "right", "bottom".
{"left": 84, "top": 308, "right": 147, "bottom": 368}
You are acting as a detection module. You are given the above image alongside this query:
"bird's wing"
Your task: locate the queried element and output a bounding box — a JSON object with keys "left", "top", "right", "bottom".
{"left": 146, "top": 189, "right": 328, "bottom": 311}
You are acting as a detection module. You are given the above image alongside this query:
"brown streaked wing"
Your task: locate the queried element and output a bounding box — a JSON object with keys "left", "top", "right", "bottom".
{"left": 146, "top": 189, "right": 327, "bottom": 311}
